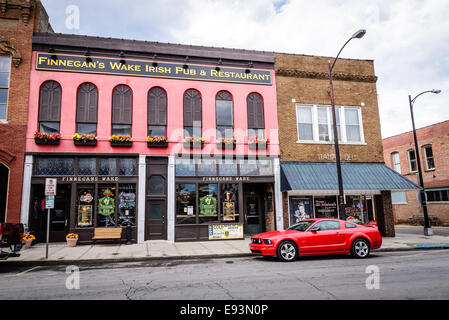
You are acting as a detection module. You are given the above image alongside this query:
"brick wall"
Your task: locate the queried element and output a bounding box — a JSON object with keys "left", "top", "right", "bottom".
{"left": 0, "top": 0, "right": 51, "bottom": 222}
{"left": 383, "top": 120, "right": 449, "bottom": 226}
{"left": 275, "top": 53, "right": 384, "bottom": 163}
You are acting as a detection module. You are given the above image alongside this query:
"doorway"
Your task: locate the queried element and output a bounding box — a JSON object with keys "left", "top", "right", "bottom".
{"left": 0, "top": 163, "right": 8, "bottom": 224}
{"left": 29, "top": 184, "right": 71, "bottom": 242}
{"left": 243, "top": 184, "right": 265, "bottom": 235}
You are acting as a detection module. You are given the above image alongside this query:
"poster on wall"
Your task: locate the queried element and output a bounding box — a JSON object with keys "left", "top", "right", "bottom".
{"left": 222, "top": 201, "right": 236, "bottom": 221}
{"left": 314, "top": 197, "right": 338, "bottom": 219}
{"left": 289, "top": 197, "right": 313, "bottom": 226}
{"left": 78, "top": 205, "right": 93, "bottom": 227}
{"left": 208, "top": 224, "right": 243, "bottom": 240}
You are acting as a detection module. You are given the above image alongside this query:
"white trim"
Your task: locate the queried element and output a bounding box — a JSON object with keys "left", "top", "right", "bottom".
{"left": 273, "top": 157, "right": 284, "bottom": 230}
{"left": 20, "top": 155, "right": 33, "bottom": 226}
{"left": 167, "top": 156, "right": 175, "bottom": 242}
{"left": 137, "top": 155, "right": 146, "bottom": 243}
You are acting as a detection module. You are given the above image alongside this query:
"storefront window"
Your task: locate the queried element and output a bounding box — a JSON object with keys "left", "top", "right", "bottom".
{"left": 289, "top": 196, "right": 313, "bottom": 225}
{"left": 314, "top": 196, "right": 338, "bottom": 219}
{"left": 345, "top": 195, "right": 367, "bottom": 224}
{"left": 176, "top": 184, "right": 196, "bottom": 224}
{"left": 99, "top": 159, "right": 117, "bottom": 176}
{"left": 176, "top": 158, "right": 195, "bottom": 176}
{"left": 221, "top": 184, "right": 239, "bottom": 222}
{"left": 34, "top": 157, "right": 75, "bottom": 176}
{"left": 78, "top": 158, "right": 96, "bottom": 176}
{"left": 97, "top": 185, "right": 116, "bottom": 227}
{"left": 118, "top": 184, "right": 136, "bottom": 226}
{"left": 77, "top": 185, "right": 94, "bottom": 227}
{"left": 199, "top": 184, "right": 218, "bottom": 224}
{"left": 197, "top": 159, "right": 217, "bottom": 176}
{"left": 239, "top": 159, "right": 259, "bottom": 175}
{"left": 119, "top": 158, "right": 137, "bottom": 176}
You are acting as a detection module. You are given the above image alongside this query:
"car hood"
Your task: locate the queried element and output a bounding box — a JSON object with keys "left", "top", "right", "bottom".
{"left": 252, "top": 230, "right": 300, "bottom": 239}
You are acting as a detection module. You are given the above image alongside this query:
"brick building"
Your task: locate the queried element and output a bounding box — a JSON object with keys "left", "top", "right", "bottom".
{"left": 383, "top": 120, "right": 449, "bottom": 226}
{"left": 275, "top": 53, "right": 419, "bottom": 237}
{"left": 0, "top": 0, "right": 52, "bottom": 224}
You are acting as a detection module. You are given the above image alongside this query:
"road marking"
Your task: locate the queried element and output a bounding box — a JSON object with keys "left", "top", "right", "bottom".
{"left": 15, "top": 266, "right": 40, "bottom": 276}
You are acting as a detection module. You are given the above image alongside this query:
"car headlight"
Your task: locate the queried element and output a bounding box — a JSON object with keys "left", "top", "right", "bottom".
{"left": 262, "top": 239, "right": 272, "bottom": 245}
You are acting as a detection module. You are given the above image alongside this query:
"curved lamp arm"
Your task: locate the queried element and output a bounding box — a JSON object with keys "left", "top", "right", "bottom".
{"left": 329, "top": 29, "right": 366, "bottom": 72}
{"left": 410, "top": 90, "right": 442, "bottom": 105}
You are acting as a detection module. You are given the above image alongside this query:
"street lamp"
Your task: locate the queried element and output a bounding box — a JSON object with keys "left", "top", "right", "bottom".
{"left": 409, "top": 89, "right": 441, "bottom": 236}
{"left": 328, "top": 29, "right": 366, "bottom": 220}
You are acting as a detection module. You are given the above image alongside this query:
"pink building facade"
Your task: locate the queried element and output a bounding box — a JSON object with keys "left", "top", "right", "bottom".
{"left": 21, "top": 33, "right": 282, "bottom": 243}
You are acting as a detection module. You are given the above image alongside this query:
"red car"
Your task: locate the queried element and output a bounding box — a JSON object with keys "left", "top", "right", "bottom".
{"left": 249, "top": 219, "right": 382, "bottom": 262}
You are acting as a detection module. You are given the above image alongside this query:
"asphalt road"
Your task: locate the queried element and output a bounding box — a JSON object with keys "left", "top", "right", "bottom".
{"left": 0, "top": 250, "right": 448, "bottom": 300}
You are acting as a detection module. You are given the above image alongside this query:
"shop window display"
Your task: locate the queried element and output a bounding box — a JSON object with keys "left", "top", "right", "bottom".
{"left": 345, "top": 196, "right": 368, "bottom": 224}
{"left": 97, "top": 186, "right": 116, "bottom": 227}
{"left": 221, "top": 184, "right": 239, "bottom": 222}
{"left": 314, "top": 196, "right": 338, "bottom": 219}
{"left": 198, "top": 184, "right": 218, "bottom": 224}
{"left": 289, "top": 196, "right": 313, "bottom": 225}
{"left": 118, "top": 184, "right": 136, "bottom": 226}
{"left": 176, "top": 184, "right": 196, "bottom": 224}
{"left": 77, "top": 185, "right": 94, "bottom": 227}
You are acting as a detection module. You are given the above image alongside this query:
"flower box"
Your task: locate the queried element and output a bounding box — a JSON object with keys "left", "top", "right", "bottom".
{"left": 109, "top": 135, "right": 132, "bottom": 147}
{"left": 248, "top": 138, "right": 269, "bottom": 150}
{"left": 73, "top": 134, "right": 97, "bottom": 146}
{"left": 184, "top": 137, "right": 205, "bottom": 149}
{"left": 34, "top": 136, "right": 60, "bottom": 145}
{"left": 147, "top": 136, "right": 168, "bottom": 148}
{"left": 216, "top": 139, "right": 236, "bottom": 150}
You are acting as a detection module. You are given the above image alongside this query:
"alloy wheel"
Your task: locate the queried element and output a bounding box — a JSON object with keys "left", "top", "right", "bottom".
{"left": 354, "top": 240, "right": 369, "bottom": 258}
{"left": 279, "top": 242, "right": 296, "bottom": 261}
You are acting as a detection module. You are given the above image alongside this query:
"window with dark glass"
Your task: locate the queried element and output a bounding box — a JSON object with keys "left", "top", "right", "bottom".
{"left": 221, "top": 183, "right": 239, "bottom": 222}
{"left": 175, "top": 158, "right": 196, "bottom": 176}
{"left": 118, "top": 184, "right": 136, "bottom": 226}
{"left": 148, "top": 87, "right": 167, "bottom": 137}
{"left": 424, "top": 145, "right": 435, "bottom": 170}
{"left": 78, "top": 158, "right": 96, "bottom": 175}
{"left": 112, "top": 85, "right": 132, "bottom": 136}
{"left": 0, "top": 56, "right": 11, "bottom": 120}
{"left": 216, "top": 91, "right": 233, "bottom": 139}
{"left": 77, "top": 185, "right": 94, "bottom": 227}
{"left": 408, "top": 149, "right": 417, "bottom": 172}
{"left": 199, "top": 184, "right": 218, "bottom": 224}
{"left": 176, "top": 184, "right": 197, "bottom": 224}
{"left": 34, "top": 157, "right": 75, "bottom": 176}
{"left": 97, "top": 185, "right": 117, "bottom": 227}
{"left": 76, "top": 83, "right": 98, "bottom": 135}
{"left": 118, "top": 158, "right": 137, "bottom": 176}
{"left": 247, "top": 93, "right": 265, "bottom": 139}
{"left": 149, "top": 175, "right": 165, "bottom": 194}
{"left": 184, "top": 89, "right": 202, "bottom": 137}
{"left": 197, "top": 159, "right": 217, "bottom": 176}
{"left": 39, "top": 80, "right": 62, "bottom": 134}
{"left": 99, "top": 158, "right": 117, "bottom": 176}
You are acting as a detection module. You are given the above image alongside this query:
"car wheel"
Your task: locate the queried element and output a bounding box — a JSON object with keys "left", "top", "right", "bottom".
{"left": 277, "top": 240, "right": 297, "bottom": 262}
{"left": 351, "top": 238, "right": 370, "bottom": 258}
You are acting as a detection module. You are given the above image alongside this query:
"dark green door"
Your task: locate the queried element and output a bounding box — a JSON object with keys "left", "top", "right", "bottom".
{"left": 244, "top": 193, "right": 263, "bottom": 235}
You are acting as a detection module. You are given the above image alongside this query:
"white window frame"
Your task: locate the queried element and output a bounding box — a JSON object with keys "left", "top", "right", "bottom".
{"left": 0, "top": 56, "right": 11, "bottom": 122}
{"left": 408, "top": 149, "right": 417, "bottom": 173}
{"left": 296, "top": 104, "right": 365, "bottom": 145}
{"left": 423, "top": 145, "right": 435, "bottom": 171}
{"left": 391, "top": 152, "right": 401, "bottom": 174}
{"left": 391, "top": 191, "right": 407, "bottom": 204}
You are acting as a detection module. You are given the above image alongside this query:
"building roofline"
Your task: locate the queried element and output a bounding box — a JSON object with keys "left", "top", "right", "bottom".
{"left": 383, "top": 119, "right": 449, "bottom": 141}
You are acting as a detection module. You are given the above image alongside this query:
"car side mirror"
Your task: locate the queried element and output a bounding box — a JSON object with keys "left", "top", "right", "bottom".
{"left": 310, "top": 226, "right": 320, "bottom": 232}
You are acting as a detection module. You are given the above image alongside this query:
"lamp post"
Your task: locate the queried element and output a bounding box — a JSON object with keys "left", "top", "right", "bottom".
{"left": 409, "top": 89, "right": 441, "bottom": 236}
{"left": 328, "top": 29, "right": 366, "bottom": 220}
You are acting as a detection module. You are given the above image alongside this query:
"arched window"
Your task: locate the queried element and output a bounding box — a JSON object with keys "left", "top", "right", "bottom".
{"left": 216, "top": 91, "right": 233, "bottom": 139}
{"left": 76, "top": 83, "right": 98, "bottom": 135}
{"left": 148, "top": 87, "right": 167, "bottom": 137}
{"left": 183, "top": 89, "right": 202, "bottom": 137}
{"left": 247, "top": 93, "right": 265, "bottom": 139}
{"left": 39, "top": 80, "right": 62, "bottom": 134}
{"left": 112, "top": 85, "right": 132, "bottom": 136}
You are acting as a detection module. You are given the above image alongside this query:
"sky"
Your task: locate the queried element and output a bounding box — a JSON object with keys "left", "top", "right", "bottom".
{"left": 41, "top": 0, "right": 449, "bottom": 138}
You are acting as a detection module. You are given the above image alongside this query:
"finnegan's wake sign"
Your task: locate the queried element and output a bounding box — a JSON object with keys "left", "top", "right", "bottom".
{"left": 36, "top": 53, "right": 272, "bottom": 85}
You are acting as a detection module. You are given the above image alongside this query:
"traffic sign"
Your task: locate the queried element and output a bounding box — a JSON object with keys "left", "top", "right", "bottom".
{"left": 45, "top": 195, "right": 55, "bottom": 209}
{"left": 45, "top": 178, "right": 57, "bottom": 196}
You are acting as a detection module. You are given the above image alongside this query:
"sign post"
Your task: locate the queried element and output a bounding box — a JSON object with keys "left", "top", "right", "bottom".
{"left": 44, "top": 178, "right": 57, "bottom": 259}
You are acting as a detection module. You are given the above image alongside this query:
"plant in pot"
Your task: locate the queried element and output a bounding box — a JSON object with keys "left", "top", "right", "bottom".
{"left": 184, "top": 137, "right": 205, "bottom": 149}
{"left": 66, "top": 233, "right": 79, "bottom": 247}
{"left": 22, "top": 233, "right": 36, "bottom": 249}
{"left": 147, "top": 136, "right": 168, "bottom": 147}
{"left": 217, "top": 137, "right": 236, "bottom": 149}
{"left": 248, "top": 137, "right": 269, "bottom": 150}
{"left": 34, "top": 131, "right": 61, "bottom": 145}
{"left": 109, "top": 135, "right": 132, "bottom": 147}
{"left": 72, "top": 133, "right": 97, "bottom": 146}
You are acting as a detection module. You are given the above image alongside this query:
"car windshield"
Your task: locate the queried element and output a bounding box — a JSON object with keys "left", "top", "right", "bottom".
{"left": 287, "top": 220, "right": 315, "bottom": 232}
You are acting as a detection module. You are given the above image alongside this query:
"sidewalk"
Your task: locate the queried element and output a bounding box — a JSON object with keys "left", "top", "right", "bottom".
{"left": 2, "top": 231, "right": 449, "bottom": 266}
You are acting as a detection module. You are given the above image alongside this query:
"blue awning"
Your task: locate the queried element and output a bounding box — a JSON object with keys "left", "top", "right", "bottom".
{"left": 281, "top": 162, "right": 420, "bottom": 192}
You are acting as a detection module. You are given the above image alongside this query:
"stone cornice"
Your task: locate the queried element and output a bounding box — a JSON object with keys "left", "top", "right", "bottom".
{"left": 275, "top": 68, "right": 378, "bottom": 83}
{"left": 0, "top": 36, "right": 22, "bottom": 67}
{"left": 0, "top": 0, "right": 35, "bottom": 25}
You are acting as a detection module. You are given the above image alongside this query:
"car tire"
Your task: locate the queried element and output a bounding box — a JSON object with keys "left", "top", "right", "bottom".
{"left": 351, "top": 238, "right": 370, "bottom": 258}
{"left": 277, "top": 240, "right": 298, "bottom": 262}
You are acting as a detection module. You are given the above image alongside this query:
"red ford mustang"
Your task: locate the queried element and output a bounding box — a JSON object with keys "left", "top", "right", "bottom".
{"left": 249, "top": 219, "right": 382, "bottom": 262}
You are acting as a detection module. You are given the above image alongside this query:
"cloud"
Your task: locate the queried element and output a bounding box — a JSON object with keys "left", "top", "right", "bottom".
{"left": 41, "top": 0, "right": 449, "bottom": 138}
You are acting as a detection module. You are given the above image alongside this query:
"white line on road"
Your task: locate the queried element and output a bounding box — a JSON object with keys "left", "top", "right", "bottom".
{"left": 15, "top": 266, "right": 40, "bottom": 276}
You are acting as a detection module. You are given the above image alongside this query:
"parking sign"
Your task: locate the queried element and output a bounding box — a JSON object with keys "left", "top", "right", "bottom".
{"left": 45, "top": 178, "right": 57, "bottom": 196}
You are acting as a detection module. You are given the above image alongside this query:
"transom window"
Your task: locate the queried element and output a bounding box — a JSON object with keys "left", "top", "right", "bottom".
{"left": 0, "top": 56, "right": 11, "bottom": 120}
{"left": 296, "top": 104, "right": 364, "bottom": 144}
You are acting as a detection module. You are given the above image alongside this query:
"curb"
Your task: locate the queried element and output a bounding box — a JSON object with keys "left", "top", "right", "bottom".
{"left": 2, "top": 246, "right": 449, "bottom": 267}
